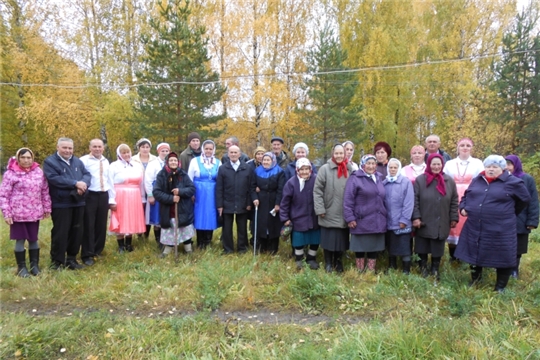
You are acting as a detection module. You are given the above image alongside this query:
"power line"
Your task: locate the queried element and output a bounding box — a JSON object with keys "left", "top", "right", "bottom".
{"left": 0, "top": 49, "right": 538, "bottom": 90}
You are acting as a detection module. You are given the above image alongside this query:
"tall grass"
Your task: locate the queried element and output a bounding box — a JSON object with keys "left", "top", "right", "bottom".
{"left": 1, "top": 219, "right": 539, "bottom": 358}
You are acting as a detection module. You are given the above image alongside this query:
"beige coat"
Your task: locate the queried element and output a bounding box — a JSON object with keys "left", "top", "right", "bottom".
{"left": 313, "top": 159, "right": 353, "bottom": 229}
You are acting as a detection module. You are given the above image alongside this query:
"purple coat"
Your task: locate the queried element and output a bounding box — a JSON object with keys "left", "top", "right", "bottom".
{"left": 0, "top": 157, "right": 52, "bottom": 222}
{"left": 455, "top": 171, "right": 530, "bottom": 268}
{"left": 343, "top": 169, "right": 387, "bottom": 235}
{"left": 280, "top": 175, "right": 319, "bottom": 232}
{"left": 383, "top": 175, "right": 414, "bottom": 230}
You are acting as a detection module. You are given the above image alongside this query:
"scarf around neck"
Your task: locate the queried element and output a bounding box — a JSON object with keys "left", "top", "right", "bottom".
{"left": 425, "top": 153, "right": 446, "bottom": 196}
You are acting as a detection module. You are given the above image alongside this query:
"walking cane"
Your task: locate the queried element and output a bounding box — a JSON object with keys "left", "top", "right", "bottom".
{"left": 253, "top": 206, "right": 258, "bottom": 256}
{"left": 174, "top": 202, "right": 179, "bottom": 263}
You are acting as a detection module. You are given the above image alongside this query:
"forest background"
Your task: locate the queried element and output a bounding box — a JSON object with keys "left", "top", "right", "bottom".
{"left": 1, "top": 0, "right": 539, "bottom": 175}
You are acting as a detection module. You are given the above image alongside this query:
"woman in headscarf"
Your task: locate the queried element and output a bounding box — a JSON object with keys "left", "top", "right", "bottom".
{"left": 280, "top": 158, "right": 320, "bottom": 270}
{"left": 314, "top": 144, "right": 353, "bottom": 273}
{"left": 251, "top": 152, "right": 286, "bottom": 254}
{"left": 374, "top": 141, "right": 392, "bottom": 177}
{"left": 108, "top": 144, "right": 147, "bottom": 253}
{"left": 343, "top": 154, "right": 387, "bottom": 272}
{"left": 154, "top": 152, "right": 196, "bottom": 257}
{"left": 456, "top": 155, "right": 530, "bottom": 292}
{"left": 505, "top": 155, "right": 539, "bottom": 278}
{"left": 247, "top": 146, "right": 266, "bottom": 171}
{"left": 0, "top": 148, "right": 51, "bottom": 277}
{"left": 442, "top": 138, "right": 484, "bottom": 261}
{"left": 284, "top": 142, "right": 317, "bottom": 181}
{"left": 383, "top": 158, "right": 414, "bottom": 273}
{"left": 131, "top": 138, "right": 157, "bottom": 240}
{"left": 412, "top": 153, "right": 459, "bottom": 280}
{"left": 401, "top": 145, "right": 427, "bottom": 183}
{"left": 187, "top": 140, "right": 222, "bottom": 249}
{"left": 342, "top": 141, "right": 359, "bottom": 171}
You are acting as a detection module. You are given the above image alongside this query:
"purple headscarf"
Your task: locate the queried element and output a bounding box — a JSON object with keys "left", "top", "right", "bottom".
{"left": 505, "top": 154, "right": 525, "bottom": 178}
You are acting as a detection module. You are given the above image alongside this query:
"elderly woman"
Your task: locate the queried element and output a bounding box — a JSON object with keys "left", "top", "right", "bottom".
{"left": 383, "top": 158, "right": 414, "bottom": 273}
{"left": 154, "top": 152, "right": 196, "bottom": 257}
{"left": 187, "top": 140, "right": 222, "bottom": 249}
{"left": 247, "top": 146, "right": 266, "bottom": 171}
{"left": 0, "top": 148, "right": 51, "bottom": 277}
{"left": 456, "top": 155, "right": 530, "bottom": 292}
{"left": 343, "top": 154, "right": 387, "bottom": 272}
{"left": 284, "top": 142, "right": 317, "bottom": 181}
{"left": 443, "top": 138, "right": 484, "bottom": 261}
{"left": 412, "top": 154, "right": 459, "bottom": 279}
{"left": 342, "top": 141, "right": 359, "bottom": 171}
{"left": 374, "top": 141, "right": 392, "bottom": 177}
{"left": 109, "top": 144, "right": 147, "bottom": 253}
{"left": 131, "top": 138, "right": 157, "bottom": 240}
{"left": 401, "top": 145, "right": 426, "bottom": 183}
{"left": 280, "top": 158, "right": 320, "bottom": 270}
{"left": 251, "top": 152, "right": 286, "bottom": 254}
{"left": 505, "top": 155, "right": 539, "bottom": 278}
{"left": 314, "top": 144, "right": 353, "bottom": 272}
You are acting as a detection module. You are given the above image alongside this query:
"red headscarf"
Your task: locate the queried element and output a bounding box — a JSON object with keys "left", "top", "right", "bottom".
{"left": 425, "top": 153, "right": 446, "bottom": 196}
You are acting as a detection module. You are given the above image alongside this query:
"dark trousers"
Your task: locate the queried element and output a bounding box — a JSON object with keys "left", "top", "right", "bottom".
{"left": 82, "top": 191, "right": 109, "bottom": 258}
{"left": 222, "top": 212, "right": 248, "bottom": 253}
{"left": 51, "top": 206, "right": 85, "bottom": 264}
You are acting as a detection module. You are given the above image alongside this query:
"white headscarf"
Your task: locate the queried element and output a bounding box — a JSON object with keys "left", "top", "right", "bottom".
{"left": 386, "top": 158, "right": 402, "bottom": 182}
{"left": 296, "top": 158, "right": 312, "bottom": 191}
{"left": 116, "top": 144, "right": 133, "bottom": 167}
{"left": 201, "top": 139, "right": 216, "bottom": 165}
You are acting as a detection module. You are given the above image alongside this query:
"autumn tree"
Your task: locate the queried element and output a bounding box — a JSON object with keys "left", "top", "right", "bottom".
{"left": 297, "top": 25, "right": 363, "bottom": 162}
{"left": 136, "top": 0, "right": 225, "bottom": 148}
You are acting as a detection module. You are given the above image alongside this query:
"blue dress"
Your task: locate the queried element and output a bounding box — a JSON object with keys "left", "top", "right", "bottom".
{"left": 193, "top": 157, "right": 220, "bottom": 230}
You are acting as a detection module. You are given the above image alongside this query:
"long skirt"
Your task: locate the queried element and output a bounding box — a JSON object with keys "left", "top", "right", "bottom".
{"left": 160, "top": 219, "right": 195, "bottom": 245}
{"left": 320, "top": 227, "right": 349, "bottom": 252}
{"left": 109, "top": 184, "right": 146, "bottom": 235}
{"left": 193, "top": 178, "right": 219, "bottom": 230}
{"left": 10, "top": 221, "right": 39, "bottom": 241}
{"left": 292, "top": 229, "right": 320, "bottom": 247}
{"left": 414, "top": 235, "right": 445, "bottom": 257}
{"left": 350, "top": 233, "right": 385, "bottom": 252}
{"left": 385, "top": 231, "right": 412, "bottom": 256}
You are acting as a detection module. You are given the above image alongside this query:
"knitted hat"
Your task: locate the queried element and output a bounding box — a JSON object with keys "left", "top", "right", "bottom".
{"left": 296, "top": 158, "right": 311, "bottom": 170}
{"left": 136, "top": 138, "right": 152, "bottom": 149}
{"left": 483, "top": 155, "right": 506, "bottom": 169}
{"left": 374, "top": 141, "right": 392, "bottom": 157}
{"left": 293, "top": 142, "right": 309, "bottom": 156}
{"left": 156, "top": 143, "right": 170, "bottom": 152}
{"left": 187, "top": 132, "right": 201, "bottom": 143}
{"left": 253, "top": 146, "right": 266, "bottom": 157}
{"left": 271, "top": 136, "right": 284, "bottom": 144}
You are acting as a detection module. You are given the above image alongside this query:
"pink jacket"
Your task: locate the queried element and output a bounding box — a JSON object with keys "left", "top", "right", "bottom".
{"left": 0, "top": 157, "right": 52, "bottom": 222}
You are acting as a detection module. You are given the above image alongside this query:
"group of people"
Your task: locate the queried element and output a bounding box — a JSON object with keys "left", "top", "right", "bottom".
{"left": 1, "top": 133, "right": 538, "bottom": 293}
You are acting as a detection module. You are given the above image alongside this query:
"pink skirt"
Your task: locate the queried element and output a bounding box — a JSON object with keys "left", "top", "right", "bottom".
{"left": 109, "top": 184, "right": 146, "bottom": 235}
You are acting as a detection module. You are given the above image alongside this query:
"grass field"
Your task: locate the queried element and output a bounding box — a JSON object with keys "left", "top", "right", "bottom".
{"left": 1, "top": 219, "right": 539, "bottom": 359}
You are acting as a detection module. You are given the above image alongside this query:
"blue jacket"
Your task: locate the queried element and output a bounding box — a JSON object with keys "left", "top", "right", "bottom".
{"left": 455, "top": 171, "right": 530, "bottom": 268}
{"left": 43, "top": 153, "right": 91, "bottom": 208}
{"left": 383, "top": 175, "right": 414, "bottom": 230}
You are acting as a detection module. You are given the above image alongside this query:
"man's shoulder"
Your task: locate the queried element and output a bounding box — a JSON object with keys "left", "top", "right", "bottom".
{"left": 180, "top": 146, "right": 191, "bottom": 156}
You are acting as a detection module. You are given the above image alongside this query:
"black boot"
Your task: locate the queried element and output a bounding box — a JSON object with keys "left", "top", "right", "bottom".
{"left": 448, "top": 245, "right": 457, "bottom": 263}
{"left": 419, "top": 254, "right": 429, "bottom": 277}
{"left": 469, "top": 265, "right": 483, "bottom": 287}
{"left": 125, "top": 236, "right": 134, "bottom": 252}
{"left": 14, "top": 250, "right": 30, "bottom": 278}
{"left": 388, "top": 256, "right": 397, "bottom": 270}
{"left": 324, "top": 250, "right": 333, "bottom": 273}
{"left": 306, "top": 254, "right": 320, "bottom": 270}
{"left": 154, "top": 228, "right": 163, "bottom": 251}
{"left": 117, "top": 238, "right": 126, "bottom": 254}
{"left": 334, "top": 251, "right": 344, "bottom": 273}
{"left": 494, "top": 268, "right": 511, "bottom": 293}
{"left": 511, "top": 256, "right": 521, "bottom": 279}
{"left": 431, "top": 257, "right": 441, "bottom": 281}
{"left": 28, "top": 248, "right": 41, "bottom": 276}
{"left": 402, "top": 260, "right": 411, "bottom": 275}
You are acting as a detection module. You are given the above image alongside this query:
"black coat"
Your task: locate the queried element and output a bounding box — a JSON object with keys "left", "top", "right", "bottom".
{"left": 251, "top": 168, "right": 285, "bottom": 239}
{"left": 455, "top": 171, "right": 530, "bottom": 268}
{"left": 153, "top": 167, "right": 195, "bottom": 228}
{"left": 516, "top": 174, "right": 539, "bottom": 234}
{"left": 215, "top": 160, "right": 252, "bottom": 214}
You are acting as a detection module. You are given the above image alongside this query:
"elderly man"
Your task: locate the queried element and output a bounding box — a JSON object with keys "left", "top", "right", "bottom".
{"left": 80, "top": 139, "right": 114, "bottom": 265}
{"left": 216, "top": 145, "right": 252, "bottom": 254}
{"left": 179, "top": 132, "right": 202, "bottom": 172}
{"left": 424, "top": 135, "right": 452, "bottom": 163}
{"left": 221, "top": 136, "right": 250, "bottom": 163}
{"left": 44, "top": 137, "right": 91, "bottom": 270}
{"left": 271, "top": 136, "right": 290, "bottom": 170}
